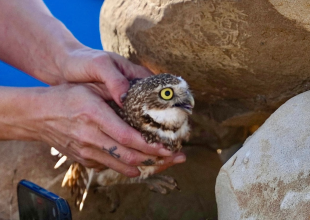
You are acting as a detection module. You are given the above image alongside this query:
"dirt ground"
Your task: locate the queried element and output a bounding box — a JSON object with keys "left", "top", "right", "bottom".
{"left": 0, "top": 141, "right": 222, "bottom": 220}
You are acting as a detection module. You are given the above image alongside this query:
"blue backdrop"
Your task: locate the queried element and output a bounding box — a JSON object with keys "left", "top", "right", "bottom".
{"left": 0, "top": 0, "right": 104, "bottom": 87}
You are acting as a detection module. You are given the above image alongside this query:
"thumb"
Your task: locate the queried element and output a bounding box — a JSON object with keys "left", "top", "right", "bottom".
{"left": 103, "top": 64, "right": 129, "bottom": 106}
{"left": 107, "top": 52, "right": 154, "bottom": 79}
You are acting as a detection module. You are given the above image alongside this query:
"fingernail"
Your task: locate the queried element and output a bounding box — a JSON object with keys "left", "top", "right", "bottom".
{"left": 120, "top": 93, "right": 127, "bottom": 103}
{"left": 149, "top": 143, "right": 165, "bottom": 149}
{"left": 173, "top": 155, "right": 186, "bottom": 164}
{"left": 158, "top": 148, "right": 173, "bottom": 156}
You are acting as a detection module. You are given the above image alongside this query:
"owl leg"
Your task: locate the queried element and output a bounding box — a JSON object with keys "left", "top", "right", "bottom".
{"left": 94, "top": 186, "right": 120, "bottom": 212}
{"left": 143, "top": 175, "right": 179, "bottom": 194}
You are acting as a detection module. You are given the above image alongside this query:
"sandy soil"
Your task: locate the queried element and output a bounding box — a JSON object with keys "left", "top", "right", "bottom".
{"left": 0, "top": 141, "right": 221, "bottom": 220}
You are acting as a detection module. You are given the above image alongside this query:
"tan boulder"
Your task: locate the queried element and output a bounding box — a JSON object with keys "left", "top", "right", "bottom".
{"left": 216, "top": 91, "right": 310, "bottom": 219}
{"left": 100, "top": 0, "right": 310, "bottom": 148}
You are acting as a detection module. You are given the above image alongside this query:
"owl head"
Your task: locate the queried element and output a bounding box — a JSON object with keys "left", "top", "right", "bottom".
{"left": 124, "top": 73, "right": 194, "bottom": 129}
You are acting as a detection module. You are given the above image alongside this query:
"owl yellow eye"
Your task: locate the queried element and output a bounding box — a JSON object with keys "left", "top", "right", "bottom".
{"left": 160, "top": 88, "right": 174, "bottom": 100}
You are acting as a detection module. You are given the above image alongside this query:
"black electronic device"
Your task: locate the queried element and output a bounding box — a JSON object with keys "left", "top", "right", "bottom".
{"left": 17, "top": 179, "right": 72, "bottom": 220}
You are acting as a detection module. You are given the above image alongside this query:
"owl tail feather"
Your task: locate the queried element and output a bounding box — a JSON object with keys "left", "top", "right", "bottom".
{"left": 61, "top": 162, "right": 94, "bottom": 211}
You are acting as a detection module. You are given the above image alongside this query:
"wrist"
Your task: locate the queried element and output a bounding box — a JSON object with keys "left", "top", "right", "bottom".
{"left": 28, "top": 17, "right": 87, "bottom": 85}
{"left": 0, "top": 86, "right": 49, "bottom": 141}
{"left": 46, "top": 19, "right": 89, "bottom": 84}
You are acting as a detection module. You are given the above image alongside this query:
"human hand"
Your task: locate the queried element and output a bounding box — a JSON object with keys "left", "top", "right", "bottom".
{"left": 58, "top": 49, "right": 188, "bottom": 174}
{"left": 22, "top": 84, "right": 185, "bottom": 177}
{"left": 58, "top": 48, "right": 152, "bottom": 106}
{"left": 0, "top": 46, "right": 186, "bottom": 176}
{"left": 0, "top": 1, "right": 186, "bottom": 176}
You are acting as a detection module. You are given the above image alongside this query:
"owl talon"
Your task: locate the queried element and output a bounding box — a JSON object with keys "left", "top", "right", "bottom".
{"left": 149, "top": 184, "right": 167, "bottom": 194}
{"left": 144, "top": 175, "right": 178, "bottom": 194}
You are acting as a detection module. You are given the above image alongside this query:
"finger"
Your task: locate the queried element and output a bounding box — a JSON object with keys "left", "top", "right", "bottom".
{"left": 92, "top": 102, "right": 173, "bottom": 157}
{"left": 83, "top": 52, "right": 130, "bottom": 106}
{"left": 98, "top": 60, "right": 130, "bottom": 106}
{"left": 154, "top": 152, "right": 187, "bottom": 174}
{"left": 96, "top": 53, "right": 153, "bottom": 106}
{"left": 51, "top": 141, "right": 103, "bottom": 169}
{"left": 76, "top": 123, "right": 171, "bottom": 166}
{"left": 101, "top": 143, "right": 161, "bottom": 167}
{"left": 160, "top": 152, "right": 187, "bottom": 165}
{"left": 107, "top": 52, "right": 154, "bottom": 79}
{"left": 86, "top": 83, "right": 113, "bottom": 100}
{"left": 94, "top": 166, "right": 108, "bottom": 173}
{"left": 56, "top": 131, "right": 141, "bottom": 177}
{"left": 78, "top": 146, "right": 140, "bottom": 177}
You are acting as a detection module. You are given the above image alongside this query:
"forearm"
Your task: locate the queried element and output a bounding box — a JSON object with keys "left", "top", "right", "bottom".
{"left": 0, "top": 86, "right": 46, "bottom": 141}
{"left": 0, "top": 0, "right": 85, "bottom": 85}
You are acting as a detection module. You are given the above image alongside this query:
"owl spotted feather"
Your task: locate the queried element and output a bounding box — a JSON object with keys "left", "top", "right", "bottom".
{"left": 55, "top": 73, "right": 194, "bottom": 211}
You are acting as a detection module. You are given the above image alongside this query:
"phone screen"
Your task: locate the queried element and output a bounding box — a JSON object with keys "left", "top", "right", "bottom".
{"left": 18, "top": 184, "right": 59, "bottom": 220}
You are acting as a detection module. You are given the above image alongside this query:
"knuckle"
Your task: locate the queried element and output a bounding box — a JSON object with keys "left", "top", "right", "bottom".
{"left": 138, "top": 66, "right": 153, "bottom": 76}
{"left": 123, "top": 151, "right": 137, "bottom": 165}
{"left": 69, "top": 113, "right": 91, "bottom": 130}
{"left": 70, "top": 128, "right": 95, "bottom": 147}
{"left": 116, "top": 129, "right": 133, "bottom": 146}
{"left": 90, "top": 52, "right": 111, "bottom": 68}
{"left": 78, "top": 107, "right": 98, "bottom": 122}
{"left": 111, "top": 77, "right": 127, "bottom": 88}
{"left": 78, "top": 148, "right": 92, "bottom": 160}
{"left": 82, "top": 161, "right": 96, "bottom": 169}
{"left": 108, "top": 78, "right": 129, "bottom": 96}
{"left": 75, "top": 132, "right": 91, "bottom": 146}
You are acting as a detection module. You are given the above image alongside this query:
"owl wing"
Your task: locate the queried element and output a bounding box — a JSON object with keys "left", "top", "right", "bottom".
{"left": 61, "top": 162, "right": 94, "bottom": 211}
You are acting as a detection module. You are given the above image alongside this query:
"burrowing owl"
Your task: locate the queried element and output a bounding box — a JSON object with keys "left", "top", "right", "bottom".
{"left": 56, "top": 73, "right": 194, "bottom": 211}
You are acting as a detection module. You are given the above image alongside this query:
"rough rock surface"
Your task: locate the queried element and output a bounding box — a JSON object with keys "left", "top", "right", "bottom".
{"left": 0, "top": 141, "right": 69, "bottom": 220}
{"left": 0, "top": 141, "right": 221, "bottom": 220}
{"left": 216, "top": 91, "right": 310, "bottom": 219}
{"left": 100, "top": 0, "right": 310, "bottom": 148}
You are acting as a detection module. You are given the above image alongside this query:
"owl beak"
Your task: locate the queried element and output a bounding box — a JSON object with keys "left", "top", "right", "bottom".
{"left": 188, "top": 93, "right": 195, "bottom": 108}
{"left": 173, "top": 92, "right": 195, "bottom": 115}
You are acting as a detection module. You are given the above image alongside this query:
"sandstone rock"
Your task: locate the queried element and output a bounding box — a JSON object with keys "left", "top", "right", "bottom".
{"left": 100, "top": 0, "right": 310, "bottom": 148}
{"left": 216, "top": 91, "right": 310, "bottom": 219}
